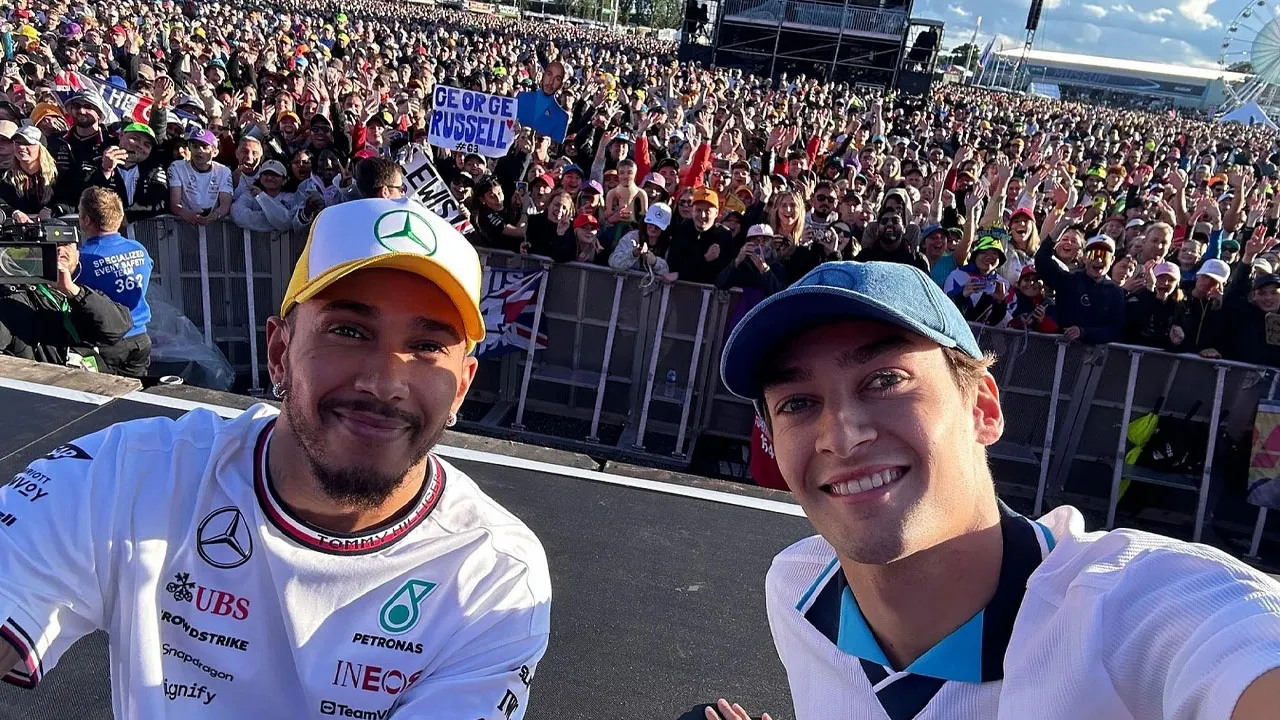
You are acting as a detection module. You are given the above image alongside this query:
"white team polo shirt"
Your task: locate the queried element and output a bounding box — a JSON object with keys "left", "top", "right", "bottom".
{"left": 768, "top": 502, "right": 1280, "bottom": 720}
{"left": 0, "top": 405, "right": 551, "bottom": 719}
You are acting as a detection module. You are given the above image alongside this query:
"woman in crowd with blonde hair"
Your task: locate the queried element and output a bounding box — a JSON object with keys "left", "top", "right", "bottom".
{"left": 767, "top": 189, "right": 806, "bottom": 249}
{"left": 0, "top": 126, "right": 67, "bottom": 223}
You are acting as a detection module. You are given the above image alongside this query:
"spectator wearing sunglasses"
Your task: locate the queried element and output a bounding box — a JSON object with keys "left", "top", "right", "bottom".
{"left": 1035, "top": 234, "right": 1126, "bottom": 344}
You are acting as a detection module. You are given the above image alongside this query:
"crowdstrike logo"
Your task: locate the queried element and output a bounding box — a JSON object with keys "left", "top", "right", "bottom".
{"left": 378, "top": 579, "right": 436, "bottom": 635}
{"left": 196, "top": 507, "right": 253, "bottom": 569}
{"left": 159, "top": 610, "right": 249, "bottom": 652}
{"left": 374, "top": 210, "right": 438, "bottom": 256}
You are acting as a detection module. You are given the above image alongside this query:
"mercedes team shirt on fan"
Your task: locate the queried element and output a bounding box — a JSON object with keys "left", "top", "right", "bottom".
{"left": 0, "top": 404, "right": 552, "bottom": 719}
{"left": 768, "top": 502, "right": 1280, "bottom": 720}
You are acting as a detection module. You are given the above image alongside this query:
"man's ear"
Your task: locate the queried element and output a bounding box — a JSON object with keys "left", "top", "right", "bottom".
{"left": 265, "top": 314, "right": 290, "bottom": 388}
{"left": 972, "top": 372, "right": 1004, "bottom": 447}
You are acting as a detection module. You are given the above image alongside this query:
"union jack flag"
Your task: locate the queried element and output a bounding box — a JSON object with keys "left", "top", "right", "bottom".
{"left": 476, "top": 269, "right": 549, "bottom": 359}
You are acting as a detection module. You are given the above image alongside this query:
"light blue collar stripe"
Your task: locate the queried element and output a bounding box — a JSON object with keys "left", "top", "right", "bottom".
{"left": 905, "top": 611, "right": 984, "bottom": 683}
{"left": 1034, "top": 520, "right": 1056, "bottom": 553}
{"left": 837, "top": 586, "right": 985, "bottom": 682}
{"left": 796, "top": 557, "right": 841, "bottom": 611}
{"left": 836, "top": 587, "right": 890, "bottom": 666}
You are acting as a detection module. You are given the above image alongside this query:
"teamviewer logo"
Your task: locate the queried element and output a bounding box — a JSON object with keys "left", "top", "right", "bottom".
{"left": 320, "top": 700, "right": 337, "bottom": 715}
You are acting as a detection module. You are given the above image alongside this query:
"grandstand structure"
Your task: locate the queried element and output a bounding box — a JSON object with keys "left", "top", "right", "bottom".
{"left": 984, "top": 48, "right": 1250, "bottom": 110}
{"left": 679, "top": 0, "right": 944, "bottom": 89}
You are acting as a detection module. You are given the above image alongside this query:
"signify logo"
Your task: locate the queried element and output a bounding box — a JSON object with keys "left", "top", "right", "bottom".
{"left": 378, "top": 579, "right": 436, "bottom": 635}
{"left": 163, "top": 678, "right": 217, "bottom": 705}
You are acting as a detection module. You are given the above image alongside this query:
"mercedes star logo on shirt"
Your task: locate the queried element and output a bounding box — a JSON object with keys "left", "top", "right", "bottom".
{"left": 197, "top": 507, "right": 254, "bottom": 569}
{"left": 374, "top": 209, "right": 438, "bottom": 256}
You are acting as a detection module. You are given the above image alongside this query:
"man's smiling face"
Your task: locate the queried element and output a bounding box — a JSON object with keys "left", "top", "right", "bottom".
{"left": 760, "top": 321, "right": 1003, "bottom": 565}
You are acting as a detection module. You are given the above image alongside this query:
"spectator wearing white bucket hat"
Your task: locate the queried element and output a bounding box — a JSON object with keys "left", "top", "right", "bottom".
{"left": 609, "top": 201, "right": 676, "bottom": 282}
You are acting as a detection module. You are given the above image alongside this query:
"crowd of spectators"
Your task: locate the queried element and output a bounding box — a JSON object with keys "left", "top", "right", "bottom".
{"left": 2, "top": 0, "right": 1280, "bottom": 375}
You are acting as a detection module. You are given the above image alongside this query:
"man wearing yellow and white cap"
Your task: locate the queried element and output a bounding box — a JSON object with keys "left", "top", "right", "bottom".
{"left": 0, "top": 198, "right": 551, "bottom": 719}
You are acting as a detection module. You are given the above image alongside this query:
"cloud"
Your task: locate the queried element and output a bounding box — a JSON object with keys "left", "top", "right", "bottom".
{"left": 1134, "top": 7, "right": 1173, "bottom": 22}
{"left": 1079, "top": 22, "right": 1104, "bottom": 42}
{"left": 1081, "top": 3, "right": 1109, "bottom": 16}
{"left": 948, "top": 3, "right": 971, "bottom": 16}
{"left": 1044, "top": 0, "right": 1065, "bottom": 8}
{"left": 1177, "top": 0, "right": 1222, "bottom": 29}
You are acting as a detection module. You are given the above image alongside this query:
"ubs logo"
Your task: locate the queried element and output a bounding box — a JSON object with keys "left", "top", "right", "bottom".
{"left": 166, "top": 572, "right": 251, "bottom": 621}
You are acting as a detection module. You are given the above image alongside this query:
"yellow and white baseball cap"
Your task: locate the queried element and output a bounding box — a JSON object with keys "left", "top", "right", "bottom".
{"left": 281, "top": 198, "right": 485, "bottom": 351}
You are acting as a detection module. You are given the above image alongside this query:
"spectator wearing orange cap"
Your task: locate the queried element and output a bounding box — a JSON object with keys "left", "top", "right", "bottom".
{"left": 666, "top": 186, "right": 735, "bottom": 284}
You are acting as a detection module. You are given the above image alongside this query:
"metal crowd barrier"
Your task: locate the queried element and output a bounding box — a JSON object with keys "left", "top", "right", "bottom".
{"left": 130, "top": 217, "right": 1280, "bottom": 547}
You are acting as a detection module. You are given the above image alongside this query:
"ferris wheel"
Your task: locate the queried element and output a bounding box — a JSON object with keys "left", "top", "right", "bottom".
{"left": 1219, "top": 0, "right": 1280, "bottom": 113}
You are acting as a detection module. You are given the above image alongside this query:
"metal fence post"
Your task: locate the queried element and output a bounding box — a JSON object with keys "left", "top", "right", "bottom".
{"left": 1033, "top": 340, "right": 1067, "bottom": 517}
{"left": 1106, "top": 350, "right": 1142, "bottom": 530}
{"left": 512, "top": 263, "right": 551, "bottom": 431}
{"left": 587, "top": 274, "right": 626, "bottom": 443}
{"left": 1192, "top": 365, "right": 1228, "bottom": 543}
{"left": 242, "top": 228, "right": 261, "bottom": 393}
{"left": 634, "top": 284, "right": 672, "bottom": 450}
{"left": 673, "top": 287, "right": 711, "bottom": 457}
{"left": 197, "top": 224, "right": 213, "bottom": 346}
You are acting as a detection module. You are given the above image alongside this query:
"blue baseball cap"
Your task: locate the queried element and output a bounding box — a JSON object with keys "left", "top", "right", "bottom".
{"left": 921, "top": 224, "right": 945, "bottom": 238}
{"left": 720, "top": 261, "right": 983, "bottom": 400}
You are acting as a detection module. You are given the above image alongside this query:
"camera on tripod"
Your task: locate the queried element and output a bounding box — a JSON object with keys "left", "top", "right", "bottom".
{"left": 0, "top": 218, "right": 81, "bottom": 283}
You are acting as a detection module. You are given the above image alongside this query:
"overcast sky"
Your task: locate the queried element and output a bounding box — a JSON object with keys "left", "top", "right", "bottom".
{"left": 917, "top": 0, "right": 1241, "bottom": 69}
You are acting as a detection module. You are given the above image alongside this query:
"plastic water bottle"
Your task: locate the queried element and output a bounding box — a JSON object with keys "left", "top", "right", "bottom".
{"left": 664, "top": 369, "right": 678, "bottom": 398}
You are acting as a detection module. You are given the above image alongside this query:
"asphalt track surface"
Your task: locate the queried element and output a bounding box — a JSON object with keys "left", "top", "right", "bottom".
{"left": 0, "top": 384, "right": 812, "bottom": 719}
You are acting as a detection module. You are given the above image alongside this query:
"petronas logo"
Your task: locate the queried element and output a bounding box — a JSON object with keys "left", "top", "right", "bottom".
{"left": 379, "top": 579, "right": 437, "bottom": 635}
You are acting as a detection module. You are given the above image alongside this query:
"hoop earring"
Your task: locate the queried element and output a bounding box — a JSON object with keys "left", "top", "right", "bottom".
{"left": 445, "top": 413, "right": 457, "bottom": 427}
{"left": 272, "top": 381, "right": 288, "bottom": 399}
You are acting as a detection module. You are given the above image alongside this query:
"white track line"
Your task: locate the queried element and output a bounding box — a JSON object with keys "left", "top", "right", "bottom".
{"left": 8, "top": 382, "right": 805, "bottom": 517}
{"left": 0, "top": 377, "right": 112, "bottom": 405}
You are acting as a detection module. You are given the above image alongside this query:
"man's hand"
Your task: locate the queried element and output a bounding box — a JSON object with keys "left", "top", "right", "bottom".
{"left": 0, "top": 643, "right": 17, "bottom": 678}
{"left": 705, "top": 698, "right": 772, "bottom": 720}
{"left": 705, "top": 243, "right": 721, "bottom": 262}
{"left": 102, "top": 146, "right": 128, "bottom": 175}
{"left": 1063, "top": 326, "right": 1082, "bottom": 342}
{"left": 1200, "top": 348, "right": 1222, "bottom": 359}
{"left": 1169, "top": 325, "right": 1186, "bottom": 346}
{"left": 55, "top": 254, "right": 81, "bottom": 298}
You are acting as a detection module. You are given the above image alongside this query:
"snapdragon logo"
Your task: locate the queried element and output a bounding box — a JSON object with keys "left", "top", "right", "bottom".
{"left": 378, "top": 579, "right": 436, "bottom": 635}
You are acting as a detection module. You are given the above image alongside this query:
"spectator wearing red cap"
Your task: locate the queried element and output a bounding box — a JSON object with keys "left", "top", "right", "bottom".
{"left": 571, "top": 212, "right": 607, "bottom": 265}
{"left": 1009, "top": 265, "right": 1060, "bottom": 333}
{"left": 1001, "top": 205, "right": 1041, "bottom": 284}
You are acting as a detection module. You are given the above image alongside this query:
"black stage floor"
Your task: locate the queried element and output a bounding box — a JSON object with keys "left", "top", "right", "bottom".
{"left": 0, "top": 384, "right": 812, "bottom": 719}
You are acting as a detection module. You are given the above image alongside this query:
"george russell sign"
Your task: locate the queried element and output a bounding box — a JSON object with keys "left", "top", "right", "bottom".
{"left": 428, "top": 86, "right": 517, "bottom": 158}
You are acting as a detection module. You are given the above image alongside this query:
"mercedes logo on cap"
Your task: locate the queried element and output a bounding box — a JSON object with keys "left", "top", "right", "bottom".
{"left": 196, "top": 507, "right": 254, "bottom": 569}
{"left": 374, "top": 209, "right": 438, "bottom": 256}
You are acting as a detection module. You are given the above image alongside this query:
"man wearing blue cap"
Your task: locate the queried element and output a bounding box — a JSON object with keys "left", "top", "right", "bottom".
{"left": 708, "top": 261, "right": 1280, "bottom": 720}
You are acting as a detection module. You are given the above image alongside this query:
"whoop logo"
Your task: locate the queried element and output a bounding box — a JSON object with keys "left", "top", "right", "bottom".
{"left": 378, "top": 579, "right": 436, "bottom": 635}
{"left": 373, "top": 210, "right": 438, "bottom": 256}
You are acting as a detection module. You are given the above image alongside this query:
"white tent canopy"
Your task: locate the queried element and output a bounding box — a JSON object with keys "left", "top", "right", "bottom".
{"left": 1218, "top": 101, "right": 1278, "bottom": 129}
